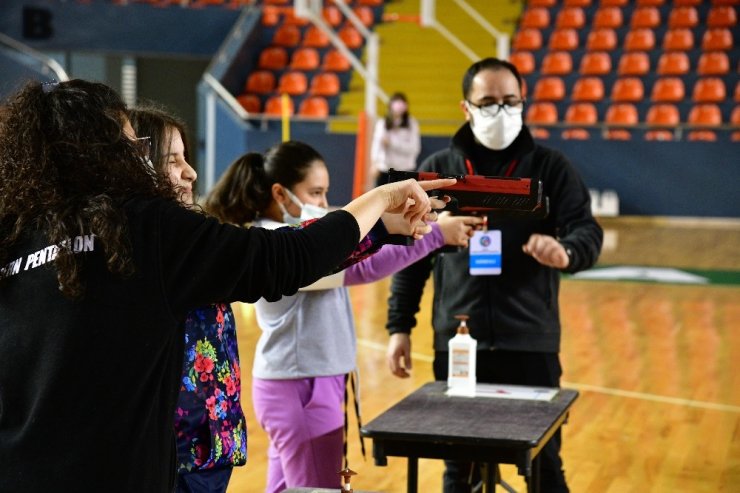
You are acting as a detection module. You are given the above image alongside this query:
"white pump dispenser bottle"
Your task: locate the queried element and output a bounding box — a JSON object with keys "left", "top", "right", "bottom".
{"left": 447, "top": 314, "right": 477, "bottom": 396}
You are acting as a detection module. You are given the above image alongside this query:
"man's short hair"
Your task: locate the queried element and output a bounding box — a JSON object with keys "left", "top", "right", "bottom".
{"left": 462, "top": 57, "right": 523, "bottom": 99}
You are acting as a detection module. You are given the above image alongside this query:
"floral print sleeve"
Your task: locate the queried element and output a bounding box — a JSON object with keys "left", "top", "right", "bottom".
{"left": 174, "top": 304, "right": 247, "bottom": 472}
{"left": 290, "top": 218, "right": 389, "bottom": 272}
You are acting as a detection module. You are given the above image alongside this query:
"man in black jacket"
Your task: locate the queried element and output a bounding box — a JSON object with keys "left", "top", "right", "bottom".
{"left": 385, "top": 58, "right": 603, "bottom": 492}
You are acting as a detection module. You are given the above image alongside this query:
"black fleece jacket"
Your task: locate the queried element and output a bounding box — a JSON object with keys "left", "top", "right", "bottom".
{"left": 0, "top": 197, "right": 359, "bottom": 493}
{"left": 387, "top": 124, "right": 603, "bottom": 353}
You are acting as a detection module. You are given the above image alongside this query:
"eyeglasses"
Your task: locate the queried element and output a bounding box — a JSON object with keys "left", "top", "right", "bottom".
{"left": 133, "top": 136, "right": 151, "bottom": 162}
{"left": 466, "top": 99, "right": 525, "bottom": 117}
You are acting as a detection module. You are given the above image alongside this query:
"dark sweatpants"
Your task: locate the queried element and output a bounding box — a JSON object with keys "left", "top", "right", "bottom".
{"left": 433, "top": 349, "right": 569, "bottom": 493}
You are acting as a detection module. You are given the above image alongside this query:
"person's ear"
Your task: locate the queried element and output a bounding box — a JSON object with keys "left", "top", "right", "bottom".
{"left": 271, "top": 183, "right": 289, "bottom": 205}
{"left": 460, "top": 100, "right": 471, "bottom": 122}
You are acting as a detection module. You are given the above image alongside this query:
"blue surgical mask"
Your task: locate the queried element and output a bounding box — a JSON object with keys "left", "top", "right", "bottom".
{"left": 281, "top": 187, "right": 329, "bottom": 224}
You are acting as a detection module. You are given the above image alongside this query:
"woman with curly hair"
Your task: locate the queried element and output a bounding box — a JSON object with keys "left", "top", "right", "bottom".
{"left": 0, "top": 79, "right": 454, "bottom": 493}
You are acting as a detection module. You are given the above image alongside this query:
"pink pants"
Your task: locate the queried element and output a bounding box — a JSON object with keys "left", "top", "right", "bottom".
{"left": 252, "top": 375, "right": 345, "bottom": 493}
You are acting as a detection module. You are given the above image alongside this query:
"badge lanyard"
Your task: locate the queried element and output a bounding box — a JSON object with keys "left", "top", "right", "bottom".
{"left": 465, "top": 158, "right": 517, "bottom": 276}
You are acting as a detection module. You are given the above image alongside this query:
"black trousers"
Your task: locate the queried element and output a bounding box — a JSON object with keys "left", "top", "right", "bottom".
{"left": 433, "top": 350, "right": 570, "bottom": 493}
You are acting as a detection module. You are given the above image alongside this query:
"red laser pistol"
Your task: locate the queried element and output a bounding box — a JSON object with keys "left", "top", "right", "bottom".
{"left": 387, "top": 169, "right": 549, "bottom": 218}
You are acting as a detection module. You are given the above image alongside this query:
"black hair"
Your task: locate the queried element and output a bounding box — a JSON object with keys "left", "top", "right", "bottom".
{"left": 205, "top": 141, "right": 324, "bottom": 225}
{"left": 384, "top": 92, "right": 410, "bottom": 130}
{"left": 462, "top": 57, "right": 523, "bottom": 99}
{"left": 0, "top": 79, "right": 176, "bottom": 298}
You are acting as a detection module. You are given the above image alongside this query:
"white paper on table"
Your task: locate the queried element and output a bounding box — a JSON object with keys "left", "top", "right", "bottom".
{"left": 454, "top": 383, "right": 559, "bottom": 401}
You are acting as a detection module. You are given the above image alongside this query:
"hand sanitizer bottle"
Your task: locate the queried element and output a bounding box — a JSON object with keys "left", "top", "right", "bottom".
{"left": 447, "top": 315, "right": 477, "bottom": 396}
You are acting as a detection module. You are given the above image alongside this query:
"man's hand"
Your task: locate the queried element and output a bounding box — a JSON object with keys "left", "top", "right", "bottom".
{"left": 437, "top": 212, "right": 486, "bottom": 247}
{"left": 522, "top": 233, "right": 569, "bottom": 269}
{"left": 387, "top": 333, "right": 412, "bottom": 378}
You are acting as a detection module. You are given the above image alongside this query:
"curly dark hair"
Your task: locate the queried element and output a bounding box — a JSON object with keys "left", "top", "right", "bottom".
{"left": 0, "top": 79, "right": 177, "bottom": 298}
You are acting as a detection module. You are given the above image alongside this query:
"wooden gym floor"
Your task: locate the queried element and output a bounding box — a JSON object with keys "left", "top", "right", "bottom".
{"left": 227, "top": 216, "right": 740, "bottom": 492}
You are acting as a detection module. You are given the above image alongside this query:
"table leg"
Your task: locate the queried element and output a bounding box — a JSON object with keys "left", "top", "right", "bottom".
{"left": 406, "top": 457, "right": 418, "bottom": 493}
{"left": 526, "top": 455, "right": 541, "bottom": 493}
{"left": 485, "top": 462, "right": 496, "bottom": 492}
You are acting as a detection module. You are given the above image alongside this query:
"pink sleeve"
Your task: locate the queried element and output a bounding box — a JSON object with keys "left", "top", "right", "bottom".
{"left": 343, "top": 223, "right": 446, "bottom": 286}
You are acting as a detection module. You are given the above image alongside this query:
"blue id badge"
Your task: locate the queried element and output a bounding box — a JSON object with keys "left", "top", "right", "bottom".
{"left": 469, "top": 230, "right": 501, "bottom": 275}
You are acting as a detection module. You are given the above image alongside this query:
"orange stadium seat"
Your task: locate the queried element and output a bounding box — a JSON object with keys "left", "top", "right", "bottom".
{"left": 702, "top": 28, "right": 733, "bottom": 51}
{"left": 605, "top": 103, "right": 639, "bottom": 127}
{"left": 262, "top": 7, "right": 280, "bottom": 27}
{"left": 321, "top": 50, "right": 351, "bottom": 72}
{"left": 264, "top": 95, "right": 295, "bottom": 116}
{"left": 686, "top": 130, "right": 717, "bottom": 141}
{"left": 338, "top": 25, "right": 364, "bottom": 49}
{"left": 618, "top": 52, "right": 650, "bottom": 75}
{"left": 604, "top": 104, "right": 638, "bottom": 139}
{"left": 273, "top": 24, "right": 302, "bottom": 47}
{"left": 651, "top": 77, "right": 686, "bottom": 102}
{"left": 580, "top": 52, "right": 612, "bottom": 75}
{"left": 526, "top": 102, "right": 559, "bottom": 124}
{"left": 688, "top": 104, "right": 723, "bottom": 126}
{"left": 282, "top": 10, "right": 310, "bottom": 27}
{"left": 323, "top": 6, "right": 343, "bottom": 27}
{"left": 572, "top": 77, "right": 606, "bottom": 102}
{"left": 692, "top": 78, "right": 727, "bottom": 103}
{"left": 541, "top": 52, "right": 573, "bottom": 75}
{"left": 736, "top": 81, "right": 740, "bottom": 102}
{"left": 509, "top": 52, "right": 536, "bottom": 75}
{"left": 611, "top": 77, "right": 645, "bottom": 102}
{"left": 645, "top": 104, "right": 679, "bottom": 140}
{"left": 624, "top": 29, "right": 655, "bottom": 51}
{"left": 731, "top": 106, "right": 740, "bottom": 141}
{"left": 513, "top": 29, "right": 543, "bottom": 51}
{"left": 258, "top": 47, "right": 288, "bottom": 70}
{"left": 303, "top": 26, "right": 330, "bottom": 48}
{"left": 556, "top": 7, "right": 586, "bottom": 29}
{"left": 637, "top": 0, "right": 665, "bottom": 5}
{"left": 309, "top": 73, "right": 341, "bottom": 96}
{"left": 601, "top": 0, "right": 628, "bottom": 5}
{"left": 593, "top": 7, "right": 624, "bottom": 29}
{"left": 565, "top": 102, "right": 598, "bottom": 124}
{"left": 663, "top": 29, "right": 695, "bottom": 51}
{"left": 668, "top": 6, "right": 699, "bottom": 28}
{"left": 631, "top": 7, "right": 661, "bottom": 29}
{"left": 657, "top": 52, "right": 690, "bottom": 75}
{"left": 533, "top": 77, "right": 566, "bottom": 101}
{"left": 277, "top": 71, "right": 308, "bottom": 96}
{"left": 707, "top": 6, "right": 737, "bottom": 28}
{"left": 697, "top": 52, "right": 730, "bottom": 75}
{"left": 549, "top": 29, "right": 579, "bottom": 50}
{"left": 521, "top": 8, "right": 551, "bottom": 29}
{"left": 353, "top": 6, "right": 375, "bottom": 27}
{"left": 289, "top": 48, "right": 320, "bottom": 71}
{"left": 236, "top": 94, "right": 261, "bottom": 113}
{"left": 674, "top": 0, "right": 701, "bottom": 5}
{"left": 245, "top": 70, "right": 276, "bottom": 94}
{"left": 645, "top": 104, "right": 681, "bottom": 127}
{"left": 298, "top": 96, "right": 330, "bottom": 118}
{"left": 587, "top": 29, "right": 618, "bottom": 51}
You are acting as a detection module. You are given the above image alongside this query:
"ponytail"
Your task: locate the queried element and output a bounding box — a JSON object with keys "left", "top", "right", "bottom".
{"left": 204, "top": 153, "right": 271, "bottom": 225}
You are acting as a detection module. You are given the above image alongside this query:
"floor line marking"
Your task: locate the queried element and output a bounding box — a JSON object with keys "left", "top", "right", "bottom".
{"left": 357, "top": 339, "right": 740, "bottom": 413}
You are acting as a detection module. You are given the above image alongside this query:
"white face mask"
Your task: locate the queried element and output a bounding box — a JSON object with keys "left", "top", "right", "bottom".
{"left": 468, "top": 102, "right": 523, "bottom": 151}
{"left": 280, "top": 187, "right": 329, "bottom": 224}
